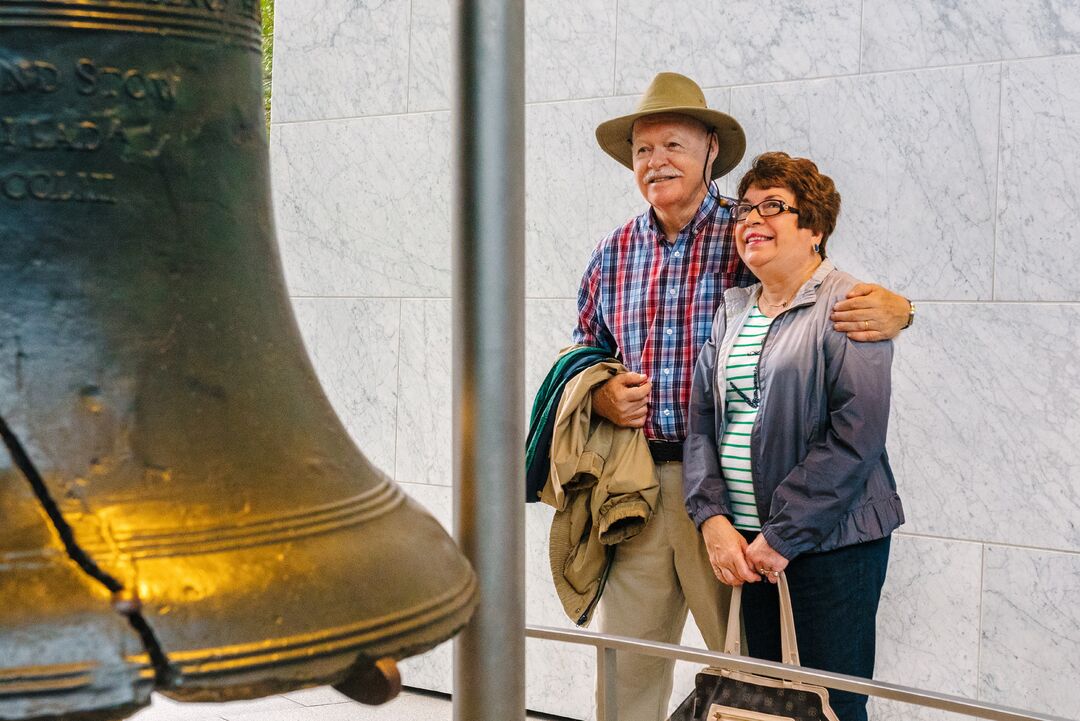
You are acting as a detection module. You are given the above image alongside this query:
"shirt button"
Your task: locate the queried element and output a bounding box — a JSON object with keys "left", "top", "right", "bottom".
{"left": 668, "top": 288, "right": 676, "bottom": 296}
{"left": 665, "top": 328, "right": 673, "bottom": 335}
{"left": 663, "top": 368, "right": 671, "bottom": 375}
{"left": 673, "top": 251, "right": 681, "bottom": 258}
{"left": 663, "top": 409, "right": 672, "bottom": 416}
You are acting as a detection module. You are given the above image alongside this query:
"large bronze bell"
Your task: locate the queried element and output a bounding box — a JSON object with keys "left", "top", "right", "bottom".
{"left": 0, "top": 2, "right": 477, "bottom": 719}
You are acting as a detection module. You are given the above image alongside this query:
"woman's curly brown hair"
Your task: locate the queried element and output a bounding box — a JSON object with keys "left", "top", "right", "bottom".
{"left": 736, "top": 152, "right": 841, "bottom": 259}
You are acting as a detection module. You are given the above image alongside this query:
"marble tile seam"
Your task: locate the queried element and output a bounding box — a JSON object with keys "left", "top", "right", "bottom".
{"left": 286, "top": 295, "right": 578, "bottom": 302}
{"left": 522, "top": 296, "right": 579, "bottom": 302}
{"left": 392, "top": 297, "right": 405, "bottom": 483}
{"left": 266, "top": 52, "right": 1080, "bottom": 130}
{"left": 609, "top": 0, "right": 620, "bottom": 98}
{"left": 991, "top": 61, "right": 1004, "bottom": 303}
{"left": 267, "top": 56, "right": 1041, "bottom": 130}
{"left": 886, "top": 300, "right": 1080, "bottom": 306}
{"left": 283, "top": 296, "right": 1080, "bottom": 305}
{"left": 404, "top": 0, "right": 415, "bottom": 116}
{"left": 718, "top": 48, "right": 1076, "bottom": 92}
{"left": 857, "top": 0, "right": 865, "bottom": 75}
{"left": 271, "top": 73, "right": 910, "bottom": 129}
{"left": 288, "top": 295, "right": 452, "bottom": 301}
{"left": 975, "top": 543, "right": 986, "bottom": 696}
{"left": 269, "top": 108, "right": 450, "bottom": 128}
{"left": 398, "top": 50, "right": 1076, "bottom": 109}
{"left": 894, "top": 530, "right": 1080, "bottom": 558}
{"left": 363, "top": 47, "right": 1078, "bottom": 100}
{"left": 858, "top": 48, "right": 1080, "bottom": 78}
{"left": 721, "top": 57, "right": 998, "bottom": 93}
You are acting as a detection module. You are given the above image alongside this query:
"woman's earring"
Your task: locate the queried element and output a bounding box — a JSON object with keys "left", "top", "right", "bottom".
{"left": 812, "top": 243, "right": 820, "bottom": 254}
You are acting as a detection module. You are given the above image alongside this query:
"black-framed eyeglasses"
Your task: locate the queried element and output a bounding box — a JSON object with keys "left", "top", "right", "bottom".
{"left": 732, "top": 199, "right": 799, "bottom": 223}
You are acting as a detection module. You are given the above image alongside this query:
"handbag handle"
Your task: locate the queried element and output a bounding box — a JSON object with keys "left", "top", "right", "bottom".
{"left": 722, "top": 572, "right": 800, "bottom": 666}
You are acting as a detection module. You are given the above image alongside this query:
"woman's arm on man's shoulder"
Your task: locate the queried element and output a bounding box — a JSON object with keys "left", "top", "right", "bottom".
{"left": 830, "top": 283, "right": 912, "bottom": 341}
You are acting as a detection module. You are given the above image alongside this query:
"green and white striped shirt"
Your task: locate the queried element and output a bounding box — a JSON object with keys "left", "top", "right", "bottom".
{"left": 720, "top": 305, "right": 773, "bottom": 531}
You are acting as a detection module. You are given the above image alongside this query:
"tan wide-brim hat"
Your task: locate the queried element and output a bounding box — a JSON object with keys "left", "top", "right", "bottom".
{"left": 595, "top": 72, "right": 746, "bottom": 180}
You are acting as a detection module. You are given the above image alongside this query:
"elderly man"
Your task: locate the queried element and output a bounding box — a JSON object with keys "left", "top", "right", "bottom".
{"left": 573, "top": 72, "right": 911, "bottom": 721}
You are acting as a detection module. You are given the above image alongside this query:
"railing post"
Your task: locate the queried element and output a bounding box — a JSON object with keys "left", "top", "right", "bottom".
{"left": 597, "top": 646, "right": 618, "bottom": 721}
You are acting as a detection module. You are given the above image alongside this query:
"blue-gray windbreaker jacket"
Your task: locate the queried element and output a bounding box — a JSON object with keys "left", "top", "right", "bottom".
{"left": 683, "top": 260, "right": 905, "bottom": 560}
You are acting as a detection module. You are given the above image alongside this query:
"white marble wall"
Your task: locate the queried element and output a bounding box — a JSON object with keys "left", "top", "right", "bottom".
{"left": 270, "top": 1, "right": 1080, "bottom": 719}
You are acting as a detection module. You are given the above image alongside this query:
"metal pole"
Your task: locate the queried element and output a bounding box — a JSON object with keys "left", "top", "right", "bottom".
{"left": 451, "top": 1, "right": 526, "bottom": 720}
{"left": 597, "top": 647, "right": 618, "bottom": 721}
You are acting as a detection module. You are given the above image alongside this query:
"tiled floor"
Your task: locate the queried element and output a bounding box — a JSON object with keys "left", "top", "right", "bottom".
{"left": 128, "top": 687, "right": 577, "bottom": 721}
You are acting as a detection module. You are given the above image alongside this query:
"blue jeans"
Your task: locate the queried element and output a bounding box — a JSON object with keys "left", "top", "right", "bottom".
{"left": 739, "top": 533, "right": 892, "bottom": 721}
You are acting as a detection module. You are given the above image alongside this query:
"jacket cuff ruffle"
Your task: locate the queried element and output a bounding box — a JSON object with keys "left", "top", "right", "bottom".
{"left": 761, "top": 525, "right": 799, "bottom": 561}
{"left": 597, "top": 495, "right": 651, "bottom": 544}
{"left": 689, "top": 502, "right": 732, "bottom": 531}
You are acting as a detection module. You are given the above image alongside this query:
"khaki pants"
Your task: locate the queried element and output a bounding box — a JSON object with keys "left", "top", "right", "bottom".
{"left": 596, "top": 461, "right": 731, "bottom": 721}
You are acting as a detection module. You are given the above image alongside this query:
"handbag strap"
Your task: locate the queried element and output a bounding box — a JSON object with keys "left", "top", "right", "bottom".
{"left": 723, "top": 585, "right": 743, "bottom": 656}
{"left": 722, "top": 572, "right": 801, "bottom": 666}
{"left": 777, "top": 572, "right": 800, "bottom": 665}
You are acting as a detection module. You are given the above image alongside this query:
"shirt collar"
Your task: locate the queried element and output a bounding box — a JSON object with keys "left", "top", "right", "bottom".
{"left": 640, "top": 183, "right": 728, "bottom": 244}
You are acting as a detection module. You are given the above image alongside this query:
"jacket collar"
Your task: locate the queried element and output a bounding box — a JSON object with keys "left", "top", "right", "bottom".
{"left": 723, "top": 258, "right": 836, "bottom": 316}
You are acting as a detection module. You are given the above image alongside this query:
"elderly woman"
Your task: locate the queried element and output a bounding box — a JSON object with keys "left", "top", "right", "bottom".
{"left": 683, "top": 152, "right": 905, "bottom": 721}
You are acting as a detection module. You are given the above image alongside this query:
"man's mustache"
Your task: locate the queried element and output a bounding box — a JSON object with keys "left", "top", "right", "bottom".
{"left": 644, "top": 170, "right": 682, "bottom": 183}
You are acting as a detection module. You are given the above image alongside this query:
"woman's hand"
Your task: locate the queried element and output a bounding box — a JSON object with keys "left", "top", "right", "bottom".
{"left": 744, "top": 535, "right": 789, "bottom": 585}
{"left": 701, "top": 516, "right": 760, "bottom": 586}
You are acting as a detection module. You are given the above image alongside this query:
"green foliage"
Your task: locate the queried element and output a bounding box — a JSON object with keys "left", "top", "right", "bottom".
{"left": 261, "top": 0, "right": 274, "bottom": 132}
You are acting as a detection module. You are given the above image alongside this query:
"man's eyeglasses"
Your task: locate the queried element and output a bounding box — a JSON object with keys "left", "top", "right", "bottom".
{"left": 732, "top": 199, "right": 799, "bottom": 223}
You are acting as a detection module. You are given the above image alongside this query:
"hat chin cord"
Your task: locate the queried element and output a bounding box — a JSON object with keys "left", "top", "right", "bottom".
{"left": 702, "top": 128, "right": 724, "bottom": 207}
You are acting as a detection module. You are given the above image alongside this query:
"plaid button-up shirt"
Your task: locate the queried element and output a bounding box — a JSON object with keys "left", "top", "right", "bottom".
{"left": 573, "top": 188, "right": 756, "bottom": 441}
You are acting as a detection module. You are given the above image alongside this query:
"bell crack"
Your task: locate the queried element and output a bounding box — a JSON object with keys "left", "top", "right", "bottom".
{"left": 0, "top": 413, "right": 176, "bottom": 687}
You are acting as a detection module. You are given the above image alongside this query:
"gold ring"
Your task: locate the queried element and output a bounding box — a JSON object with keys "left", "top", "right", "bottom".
{"left": 863, "top": 320, "right": 870, "bottom": 330}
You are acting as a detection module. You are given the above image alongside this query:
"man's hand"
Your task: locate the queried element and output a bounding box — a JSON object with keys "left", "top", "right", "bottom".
{"left": 701, "top": 515, "right": 759, "bottom": 586}
{"left": 591, "top": 372, "right": 651, "bottom": 427}
{"left": 830, "top": 283, "right": 911, "bottom": 341}
{"left": 744, "top": 534, "right": 789, "bottom": 585}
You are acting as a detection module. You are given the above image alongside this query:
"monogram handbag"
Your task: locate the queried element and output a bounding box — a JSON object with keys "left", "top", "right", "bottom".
{"left": 667, "top": 573, "right": 839, "bottom": 721}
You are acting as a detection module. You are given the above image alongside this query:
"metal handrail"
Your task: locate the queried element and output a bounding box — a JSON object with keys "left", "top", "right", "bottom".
{"left": 525, "top": 625, "right": 1073, "bottom": 721}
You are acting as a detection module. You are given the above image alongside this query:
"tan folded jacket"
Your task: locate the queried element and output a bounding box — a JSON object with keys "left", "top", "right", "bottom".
{"left": 541, "top": 359, "right": 659, "bottom": 625}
